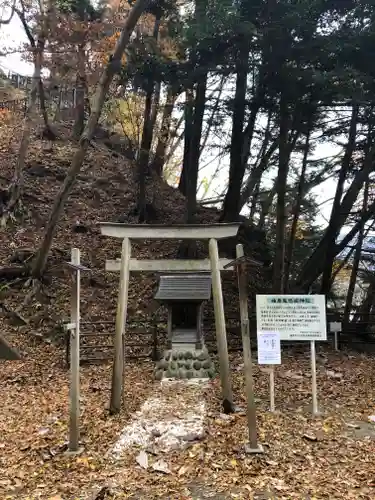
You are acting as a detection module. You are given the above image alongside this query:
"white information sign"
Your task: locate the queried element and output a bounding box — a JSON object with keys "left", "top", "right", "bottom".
{"left": 256, "top": 294, "right": 327, "bottom": 341}
{"left": 257, "top": 331, "right": 281, "bottom": 365}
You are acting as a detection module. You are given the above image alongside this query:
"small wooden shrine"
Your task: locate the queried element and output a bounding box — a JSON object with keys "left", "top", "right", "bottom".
{"left": 154, "top": 273, "right": 215, "bottom": 379}
{"left": 155, "top": 273, "right": 212, "bottom": 350}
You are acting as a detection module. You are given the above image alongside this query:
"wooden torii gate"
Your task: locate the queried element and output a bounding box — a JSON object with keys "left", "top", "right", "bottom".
{"left": 100, "top": 222, "right": 240, "bottom": 414}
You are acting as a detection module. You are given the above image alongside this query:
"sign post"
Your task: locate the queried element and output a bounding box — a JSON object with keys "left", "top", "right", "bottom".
{"left": 64, "top": 250, "right": 91, "bottom": 452}
{"left": 310, "top": 341, "right": 318, "bottom": 414}
{"left": 329, "top": 321, "right": 341, "bottom": 351}
{"left": 224, "top": 247, "right": 263, "bottom": 453}
{"left": 256, "top": 295, "right": 327, "bottom": 416}
{"left": 234, "top": 245, "right": 263, "bottom": 453}
{"left": 257, "top": 331, "right": 281, "bottom": 412}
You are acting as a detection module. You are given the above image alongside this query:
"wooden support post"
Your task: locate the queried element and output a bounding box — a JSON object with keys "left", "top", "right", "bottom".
{"left": 334, "top": 331, "right": 339, "bottom": 352}
{"left": 236, "top": 244, "right": 263, "bottom": 453}
{"left": 151, "top": 326, "right": 159, "bottom": 361}
{"left": 269, "top": 368, "right": 275, "bottom": 412}
{"left": 209, "top": 238, "right": 234, "bottom": 413}
{"left": 69, "top": 248, "right": 81, "bottom": 451}
{"left": 310, "top": 340, "right": 319, "bottom": 415}
{"left": 110, "top": 238, "right": 131, "bottom": 414}
{"left": 167, "top": 307, "right": 173, "bottom": 349}
{"left": 196, "top": 304, "right": 203, "bottom": 350}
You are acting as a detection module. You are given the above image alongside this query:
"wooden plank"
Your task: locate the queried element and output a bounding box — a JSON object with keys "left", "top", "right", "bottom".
{"left": 106, "top": 258, "right": 234, "bottom": 272}
{"left": 110, "top": 238, "right": 131, "bottom": 414}
{"left": 100, "top": 223, "right": 240, "bottom": 240}
{"left": 209, "top": 238, "right": 234, "bottom": 412}
{"left": 69, "top": 248, "right": 80, "bottom": 452}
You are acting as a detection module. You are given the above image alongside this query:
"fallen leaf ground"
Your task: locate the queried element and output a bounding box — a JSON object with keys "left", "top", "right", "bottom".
{"left": 1, "top": 340, "right": 374, "bottom": 499}
{"left": 0, "top": 123, "right": 374, "bottom": 499}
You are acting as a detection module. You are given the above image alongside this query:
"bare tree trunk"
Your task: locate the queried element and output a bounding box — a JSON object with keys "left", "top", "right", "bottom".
{"left": 38, "top": 78, "right": 55, "bottom": 138}
{"left": 283, "top": 125, "right": 311, "bottom": 291}
{"left": 32, "top": 0, "right": 150, "bottom": 278}
{"left": 137, "top": 15, "right": 161, "bottom": 221}
{"left": 178, "top": 89, "right": 194, "bottom": 195}
{"left": 351, "top": 280, "right": 375, "bottom": 331}
{"left": 137, "top": 88, "right": 153, "bottom": 220}
{"left": 320, "top": 103, "right": 359, "bottom": 294}
{"left": 199, "top": 75, "right": 225, "bottom": 154}
{"left": 239, "top": 111, "right": 273, "bottom": 210}
{"left": 1, "top": 39, "right": 44, "bottom": 223}
{"left": 272, "top": 94, "right": 290, "bottom": 292}
{"left": 152, "top": 85, "right": 177, "bottom": 175}
{"left": 72, "top": 43, "right": 86, "bottom": 140}
{"left": 221, "top": 42, "right": 249, "bottom": 222}
{"left": 258, "top": 185, "right": 276, "bottom": 230}
{"left": 185, "top": 74, "right": 207, "bottom": 222}
{"left": 344, "top": 172, "right": 369, "bottom": 323}
{"left": 249, "top": 181, "right": 260, "bottom": 222}
{"left": 239, "top": 139, "right": 278, "bottom": 211}
{"left": 149, "top": 80, "right": 161, "bottom": 140}
{"left": 53, "top": 89, "right": 63, "bottom": 121}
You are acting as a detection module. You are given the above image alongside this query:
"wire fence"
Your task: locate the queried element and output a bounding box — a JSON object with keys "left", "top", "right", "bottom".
{"left": 0, "top": 67, "right": 77, "bottom": 118}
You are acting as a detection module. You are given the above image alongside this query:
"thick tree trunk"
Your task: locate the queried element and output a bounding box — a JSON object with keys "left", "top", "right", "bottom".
{"left": 178, "top": 89, "right": 194, "bottom": 195}
{"left": 32, "top": 0, "right": 150, "bottom": 278}
{"left": 137, "top": 16, "right": 161, "bottom": 221}
{"left": 221, "top": 43, "right": 249, "bottom": 222}
{"left": 72, "top": 44, "right": 86, "bottom": 140}
{"left": 320, "top": 103, "right": 359, "bottom": 294}
{"left": 185, "top": 74, "right": 207, "bottom": 222}
{"left": 272, "top": 95, "right": 290, "bottom": 292}
{"left": 152, "top": 85, "right": 177, "bottom": 176}
{"left": 283, "top": 126, "right": 311, "bottom": 291}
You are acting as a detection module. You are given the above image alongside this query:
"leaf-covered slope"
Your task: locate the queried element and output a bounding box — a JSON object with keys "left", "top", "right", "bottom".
{"left": 0, "top": 129, "right": 269, "bottom": 352}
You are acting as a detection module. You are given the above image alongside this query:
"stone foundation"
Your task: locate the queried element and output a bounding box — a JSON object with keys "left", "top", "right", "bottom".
{"left": 154, "top": 347, "right": 215, "bottom": 380}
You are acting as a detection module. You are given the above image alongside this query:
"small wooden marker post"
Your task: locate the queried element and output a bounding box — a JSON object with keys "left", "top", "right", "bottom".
{"left": 110, "top": 237, "right": 131, "bottom": 414}
{"left": 225, "top": 247, "right": 263, "bottom": 453}
{"left": 65, "top": 249, "right": 90, "bottom": 452}
{"left": 209, "top": 238, "right": 234, "bottom": 413}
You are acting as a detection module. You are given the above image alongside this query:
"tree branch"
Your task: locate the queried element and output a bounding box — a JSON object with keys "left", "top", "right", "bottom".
{"left": 15, "top": 5, "right": 35, "bottom": 47}
{"left": 0, "top": 0, "right": 16, "bottom": 25}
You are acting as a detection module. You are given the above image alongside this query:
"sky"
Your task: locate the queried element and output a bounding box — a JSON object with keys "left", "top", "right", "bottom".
{"left": 0, "top": 10, "right": 341, "bottom": 230}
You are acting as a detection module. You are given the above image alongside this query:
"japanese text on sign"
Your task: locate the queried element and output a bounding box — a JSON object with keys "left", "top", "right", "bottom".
{"left": 257, "top": 331, "right": 281, "bottom": 365}
{"left": 256, "top": 295, "right": 327, "bottom": 341}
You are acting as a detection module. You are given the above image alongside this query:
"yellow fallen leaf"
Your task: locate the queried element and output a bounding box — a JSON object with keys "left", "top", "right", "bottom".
{"left": 230, "top": 459, "right": 238, "bottom": 467}
{"left": 178, "top": 464, "right": 190, "bottom": 476}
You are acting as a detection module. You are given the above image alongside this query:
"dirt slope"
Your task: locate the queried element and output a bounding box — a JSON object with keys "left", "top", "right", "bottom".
{"left": 0, "top": 125, "right": 269, "bottom": 359}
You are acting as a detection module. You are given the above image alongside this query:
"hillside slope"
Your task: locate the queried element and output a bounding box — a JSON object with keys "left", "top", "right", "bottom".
{"left": 0, "top": 126, "right": 270, "bottom": 357}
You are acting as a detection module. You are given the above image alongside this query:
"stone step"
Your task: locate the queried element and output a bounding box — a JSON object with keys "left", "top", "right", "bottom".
{"left": 172, "top": 343, "right": 197, "bottom": 351}
{"left": 172, "top": 328, "right": 197, "bottom": 344}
